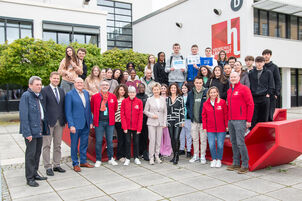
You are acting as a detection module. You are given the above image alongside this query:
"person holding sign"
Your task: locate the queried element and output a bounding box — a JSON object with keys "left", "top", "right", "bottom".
{"left": 187, "top": 44, "right": 201, "bottom": 89}
{"left": 165, "top": 43, "right": 186, "bottom": 88}
{"left": 203, "top": 47, "right": 218, "bottom": 72}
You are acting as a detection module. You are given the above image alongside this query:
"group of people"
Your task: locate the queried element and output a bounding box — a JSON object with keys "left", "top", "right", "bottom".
{"left": 19, "top": 44, "right": 281, "bottom": 187}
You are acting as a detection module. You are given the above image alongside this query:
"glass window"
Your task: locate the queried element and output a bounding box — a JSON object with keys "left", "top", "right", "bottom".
{"left": 299, "top": 69, "right": 302, "bottom": 97}
{"left": 73, "top": 34, "right": 85, "bottom": 44}
{"left": 21, "top": 29, "right": 31, "bottom": 38}
{"left": 97, "top": 0, "right": 113, "bottom": 6}
{"left": 260, "top": 10, "right": 268, "bottom": 36}
{"left": 299, "top": 18, "right": 302, "bottom": 40}
{"left": 20, "top": 22, "right": 32, "bottom": 29}
{"left": 115, "top": 21, "right": 131, "bottom": 28}
{"left": 6, "top": 27, "right": 19, "bottom": 43}
{"left": 291, "top": 16, "right": 298, "bottom": 40}
{"left": 86, "top": 35, "right": 98, "bottom": 44}
{"left": 0, "top": 19, "right": 4, "bottom": 26}
{"left": 291, "top": 69, "right": 297, "bottom": 96}
{"left": 269, "top": 12, "right": 277, "bottom": 37}
{"left": 43, "top": 31, "right": 56, "bottom": 42}
{"left": 58, "top": 33, "right": 70, "bottom": 44}
{"left": 115, "top": 8, "right": 131, "bottom": 16}
{"left": 107, "top": 40, "right": 115, "bottom": 46}
{"left": 116, "top": 41, "right": 132, "bottom": 48}
{"left": 107, "top": 14, "right": 115, "bottom": 20}
{"left": 99, "top": 6, "right": 114, "bottom": 13}
{"left": 0, "top": 27, "right": 4, "bottom": 44}
{"left": 107, "top": 20, "right": 114, "bottom": 26}
{"left": 121, "top": 28, "right": 132, "bottom": 35}
{"left": 278, "top": 14, "right": 286, "bottom": 38}
{"left": 115, "top": 2, "right": 131, "bottom": 9}
{"left": 254, "top": 8, "right": 259, "bottom": 34}
{"left": 6, "top": 21, "right": 19, "bottom": 28}
{"left": 115, "top": 34, "right": 132, "bottom": 41}
{"left": 115, "top": 15, "right": 131, "bottom": 22}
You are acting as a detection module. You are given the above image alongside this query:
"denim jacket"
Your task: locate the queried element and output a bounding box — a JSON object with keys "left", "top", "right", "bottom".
{"left": 19, "top": 88, "right": 49, "bottom": 138}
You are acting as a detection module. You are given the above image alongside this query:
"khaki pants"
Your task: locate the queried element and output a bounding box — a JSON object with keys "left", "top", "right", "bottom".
{"left": 191, "top": 122, "right": 207, "bottom": 157}
{"left": 42, "top": 120, "right": 63, "bottom": 169}
{"left": 148, "top": 126, "right": 163, "bottom": 160}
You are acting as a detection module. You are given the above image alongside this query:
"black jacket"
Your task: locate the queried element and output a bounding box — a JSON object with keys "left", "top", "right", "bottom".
{"left": 264, "top": 61, "right": 281, "bottom": 96}
{"left": 248, "top": 68, "right": 275, "bottom": 97}
{"left": 41, "top": 85, "right": 66, "bottom": 127}
{"left": 186, "top": 88, "right": 207, "bottom": 123}
{"left": 79, "top": 59, "right": 87, "bottom": 80}
{"left": 154, "top": 62, "right": 169, "bottom": 85}
{"left": 205, "top": 78, "right": 229, "bottom": 100}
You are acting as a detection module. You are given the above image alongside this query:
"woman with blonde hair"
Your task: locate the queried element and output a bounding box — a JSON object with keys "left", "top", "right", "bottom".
{"left": 58, "top": 46, "right": 83, "bottom": 93}
{"left": 144, "top": 83, "right": 167, "bottom": 165}
{"left": 84, "top": 65, "right": 102, "bottom": 97}
{"left": 202, "top": 86, "right": 228, "bottom": 168}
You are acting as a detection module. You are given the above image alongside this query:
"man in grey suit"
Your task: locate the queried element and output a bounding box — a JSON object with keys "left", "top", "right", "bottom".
{"left": 41, "top": 72, "right": 66, "bottom": 176}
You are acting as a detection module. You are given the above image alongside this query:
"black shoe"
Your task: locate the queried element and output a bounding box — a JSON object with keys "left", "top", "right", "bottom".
{"left": 53, "top": 166, "right": 66, "bottom": 173}
{"left": 143, "top": 151, "right": 150, "bottom": 161}
{"left": 170, "top": 154, "right": 175, "bottom": 163}
{"left": 27, "top": 180, "right": 39, "bottom": 187}
{"left": 173, "top": 152, "right": 179, "bottom": 165}
{"left": 179, "top": 150, "right": 185, "bottom": 155}
{"left": 46, "top": 169, "right": 54, "bottom": 176}
{"left": 186, "top": 152, "right": 192, "bottom": 158}
{"left": 34, "top": 174, "right": 47, "bottom": 181}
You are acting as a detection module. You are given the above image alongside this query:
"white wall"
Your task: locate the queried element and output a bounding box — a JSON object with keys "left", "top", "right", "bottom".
{"left": 0, "top": 0, "right": 108, "bottom": 52}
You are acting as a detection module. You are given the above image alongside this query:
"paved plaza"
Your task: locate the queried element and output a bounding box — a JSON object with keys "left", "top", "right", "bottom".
{"left": 1, "top": 108, "right": 302, "bottom": 201}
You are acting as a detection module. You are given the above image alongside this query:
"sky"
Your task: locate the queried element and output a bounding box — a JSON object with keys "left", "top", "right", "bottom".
{"left": 152, "top": 0, "right": 177, "bottom": 11}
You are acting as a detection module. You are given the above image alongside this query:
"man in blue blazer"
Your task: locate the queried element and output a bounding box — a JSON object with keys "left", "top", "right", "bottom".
{"left": 65, "top": 77, "right": 93, "bottom": 172}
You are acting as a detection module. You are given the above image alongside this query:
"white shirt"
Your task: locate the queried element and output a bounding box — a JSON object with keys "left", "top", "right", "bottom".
{"left": 76, "top": 89, "right": 86, "bottom": 108}
{"left": 50, "top": 84, "right": 60, "bottom": 102}
{"left": 35, "top": 93, "right": 44, "bottom": 120}
{"left": 155, "top": 97, "right": 161, "bottom": 108}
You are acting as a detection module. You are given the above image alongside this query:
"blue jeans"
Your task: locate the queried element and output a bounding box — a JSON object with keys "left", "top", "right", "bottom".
{"left": 179, "top": 119, "right": 192, "bottom": 151}
{"left": 207, "top": 132, "right": 226, "bottom": 160}
{"left": 70, "top": 124, "right": 89, "bottom": 166}
{"left": 94, "top": 121, "right": 114, "bottom": 161}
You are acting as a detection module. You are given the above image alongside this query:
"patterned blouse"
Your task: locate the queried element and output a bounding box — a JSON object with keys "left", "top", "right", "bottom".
{"left": 166, "top": 95, "right": 185, "bottom": 127}
{"left": 115, "top": 99, "right": 123, "bottom": 122}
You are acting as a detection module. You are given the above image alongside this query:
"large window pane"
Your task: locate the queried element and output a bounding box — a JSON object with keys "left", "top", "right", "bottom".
{"left": 20, "top": 22, "right": 32, "bottom": 29}
{"left": 116, "top": 41, "right": 131, "bottom": 48}
{"left": 43, "top": 32, "right": 56, "bottom": 42}
{"left": 107, "top": 14, "right": 115, "bottom": 20}
{"left": 6, "top": 21, "right": 19, "bottom": 28}
{"left": 121, "top": 28, "right": 132, "bottom": 35}
{"left": 73, "top": 34, "right": 85, "bottom": 44}
{"left": 115, "top": 15, "right": 131, "bottom": 22}
{"left": 0, "top": 19, "right": 4, "bottom": 26}
{"left": 58, "top": 33, "right": 70, "bottom": 44}
{"left": 260, "top": 10, "right": 268, "bottom": 36}
{"left": 97, "top": 0, "right": 113, "bottom": 6}
{"left": 107, "top": 20, "right": 114, "bottom": 26}
{"left": 107, "top": 40, "right": 115, "bottom": 46}
{"left": 115, "top": 34, "right": 132, "bottom": 41}
{"left": 291, "top": 16, "right": 298, "bottom": 40}
{"left": 115, "top": 21, "right": 131, "bottom": 28}
{"left": 86, "top": 35, "right": 98, "bottom": 44}
{"left": 21, "top": 29, "right": 32, "bottom": 38}
{"left": 99, "top": 6, "right": 114, "bottom": 13}
{"left": 6, "top": 27, "right": 19, "bottom": 43}
{"left": 254, "top": 8, "right": 259, "bottom": 34}
{"left": 115, "top": 8, "right": 131, "bottom": 16}
{"left": 0, "top": 27, "right": 4, "bottom": 44}
{"left": 278, "top": 14, "right": 286, "bottom": 38}
{"left": 115, "top": 2, "right": 131, "bottom": 9}
{"left": 269, "top": 12, "right": 277, "bottom": 37}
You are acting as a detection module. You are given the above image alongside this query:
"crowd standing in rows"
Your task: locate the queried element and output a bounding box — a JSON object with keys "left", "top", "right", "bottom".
{"left": 19, "top": 44, "right": 281, "bottom": 187}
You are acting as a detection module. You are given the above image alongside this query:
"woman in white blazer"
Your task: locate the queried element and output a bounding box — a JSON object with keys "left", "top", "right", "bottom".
{"left": 144, "top": 83, "right": 167, "bottom": 165}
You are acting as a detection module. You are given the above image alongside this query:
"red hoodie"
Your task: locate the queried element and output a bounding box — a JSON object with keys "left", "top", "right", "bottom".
{"left": 202, "top": 98, "right": 228, "bottom": 132}
{"left": 120, "top": 97, "right": 143, "bottom": 132}
{"left": 227, "top": 82, "right": 254, "bottom": 122}
{"left": 90, "top": 92, "right": 117, "bottom": 127}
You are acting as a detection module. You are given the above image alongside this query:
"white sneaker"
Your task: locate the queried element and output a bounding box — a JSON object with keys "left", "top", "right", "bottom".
{"left": 108, "top": 158, "right": 118, "bottom": 166}
{"left": 134, "top": 158, "right": 141, "bottom": 165}
{"left": 200, "top": 156, "right": 207, "bottom": 164}
{"left": 189, "top": 154, "right": 199, "bottom": 163}
{"left": 155, "top": 156, "right": 162, "bottom": 164}
{"left": 95, "top": 160, "right": 102, "bottom": 168}
{"left": 210, "top": 160, "right": 217, "bottom": 168}
{"left": 119, "top": 157, "right": 126, "bottom": 163}
{"left": 215, "top": 160, "right": 222, "bottom": 168}
{"left": 149, "top": 158, "right": 154, "bottom": 165}
{"left": 124, "top": 159, "right": 130, "bottom": 166}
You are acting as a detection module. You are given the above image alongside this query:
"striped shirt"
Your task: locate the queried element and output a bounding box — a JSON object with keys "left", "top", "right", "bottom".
{"left": 115, "top": 99, "right": 123, "bottom": 122}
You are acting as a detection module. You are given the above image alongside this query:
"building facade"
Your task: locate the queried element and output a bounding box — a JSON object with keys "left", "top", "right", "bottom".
{"left": 133, "top": 0, "right": 302, "bottom": 108}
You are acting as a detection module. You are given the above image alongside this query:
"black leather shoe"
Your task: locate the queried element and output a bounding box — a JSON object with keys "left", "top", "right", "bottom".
{"left": 179, "top": 150, "right": 185, "bottom": 155}
{"left": 34, "top": 174, "right": 47, "bottom": 180}
{"left": 143, "top": 151, "right": 150, "bottom": 161}
{"left": 173, "top": 152, "right": 179, "bottom": 165}
{"left": 186, "top": 152, "right": 192, "bottom": 158}
{"left": 170, "top": 154, "right": 175, "bottom": 162}
{"left": 53, "top": 166, "right": 66, "bottom": 173}
{"left": 27, "top": 180, "right": 39, "bottom": 187}
{"left": 46, "top": 169, "right": 54, "bottom": 176}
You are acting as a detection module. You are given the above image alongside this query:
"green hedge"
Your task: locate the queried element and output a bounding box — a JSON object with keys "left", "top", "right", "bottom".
{"left": 0, "top": 37, "right": 149, "bottom": 86}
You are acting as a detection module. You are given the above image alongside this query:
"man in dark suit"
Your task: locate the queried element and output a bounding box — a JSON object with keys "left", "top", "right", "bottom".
{"left": 19, "top": 76, "right": 49, "bottom": 187}
{"left": 65, "top": 77, "right": 94, "bottom": 172}
{"left": 41, "top": 72, "right": 66, "bottom": 176}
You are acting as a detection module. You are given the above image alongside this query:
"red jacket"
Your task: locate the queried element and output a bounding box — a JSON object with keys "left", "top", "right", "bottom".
{"left": 120, "top": 97, "right": 143, "bottom": 132}
{"left": 227, "top": 82, "right": 254, "bottom": 122}
{"left": 90, "top": 92, "right": 117, "bottom": 127}
{"left": 202, "top": 98, "right": 228, "bottom": 132}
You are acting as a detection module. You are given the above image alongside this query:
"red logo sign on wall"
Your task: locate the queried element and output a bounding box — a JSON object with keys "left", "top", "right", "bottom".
{"left": 212, "top": 17, "right": 240, "bottom": 59}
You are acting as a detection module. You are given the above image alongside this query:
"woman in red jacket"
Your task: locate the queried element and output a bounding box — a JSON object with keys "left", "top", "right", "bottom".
{"left": 120, "top": 86, "right": 143, "bottom": 166}
{"left": 90, "top": 80, "right": 118, "bottom": 167}
{"left": 202, "top": 86, "right": 228, "bottom": 168}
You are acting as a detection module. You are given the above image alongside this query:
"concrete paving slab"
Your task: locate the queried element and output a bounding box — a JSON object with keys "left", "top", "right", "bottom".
{"left": 130, "top": 172, "right": 173, "bottom": 187}
{"left": 95, "top": 178, "right": 141, "bottom": 194}
{"left": 266, "top": 187, "right": 302, "bottom": 201}
{"left": 179, "top": 175, "right": 226, "bottom": 190}
{"left": 57, "top": 184, "right": 105, "bottom": 201}
{"left": 170, "top": 191, "right": 222, "bottom": 201}
{"left": 9, "top": 181, "right": 53, "bottom": 200}
{"left": 48, "top": 175, "right": 91, "bottom": 191}
{"left": 14, "top": 192, "right": 62, "bottom": 201}
{"left": 110, "top": 188, "right": 163, "bottom": 201}
{"left": 243, "top": 195, "right": 280, "bottom": 201}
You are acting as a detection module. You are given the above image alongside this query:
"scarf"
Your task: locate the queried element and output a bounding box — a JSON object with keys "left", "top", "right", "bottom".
{"left": 100, "top": 91, "right": 108, "bottom": 111}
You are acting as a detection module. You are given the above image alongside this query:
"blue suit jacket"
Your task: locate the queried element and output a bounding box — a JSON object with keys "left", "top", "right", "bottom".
{"left": 65, "top": 89, "right": 92, "bottom": 130}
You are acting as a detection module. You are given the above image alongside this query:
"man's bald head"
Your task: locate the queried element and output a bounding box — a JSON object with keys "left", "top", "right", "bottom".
{"left": 74, "top": 77, "right": 84, "bottom": 91}
{"left": 230, "top": 72, "right": 240, "bottom": 85}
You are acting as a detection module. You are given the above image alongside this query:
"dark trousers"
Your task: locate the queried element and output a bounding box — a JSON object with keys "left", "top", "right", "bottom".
{"left": 25, "top": 137, "right": 43, "bottom": 181}
{"left": 115, "top": 122, "right": 126, "bottom": 159}
{"left": 268, "top": 95, "right": 277, "bottom": 121}
{"left": 70, "top": 124, "right": 89, "bottom": 166}
{"left": 168, "top": 125, "right": 182, "bottom": 154}
{"left": 125, "top": 130, "right": 139, "bottom": 159}
{"left": 139, "top": 120, "right": 148, "bottom": 156}
{"left": 251, "top": 96, "right": 270, "bottom": 129}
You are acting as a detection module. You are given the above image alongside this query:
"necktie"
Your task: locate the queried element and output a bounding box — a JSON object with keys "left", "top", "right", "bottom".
{"left": 54, "top": 88, "right": 59, "bottom": 104}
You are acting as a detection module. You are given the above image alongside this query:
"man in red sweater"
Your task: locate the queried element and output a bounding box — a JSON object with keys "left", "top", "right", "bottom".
{"left": 226, "top": 72, "right": 254, "bottom": 174}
